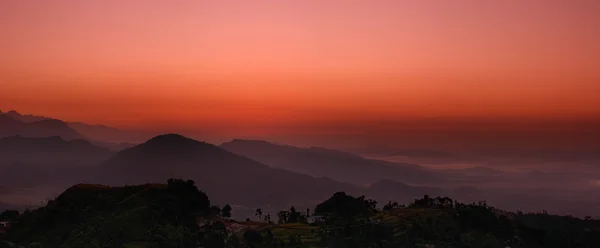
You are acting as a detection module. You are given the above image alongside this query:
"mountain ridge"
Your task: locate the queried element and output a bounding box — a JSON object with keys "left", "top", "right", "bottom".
{"left": 0, "top": 113, "right": 84, "bottom": 140}
{"left": 95, "top": 134, "right": 358, "bottom": 207}
{"left": 221, "top": 139, "right": 441, "bottom": 186}
{"left": 0, "top": 109, "right": 149, "bottom": 143}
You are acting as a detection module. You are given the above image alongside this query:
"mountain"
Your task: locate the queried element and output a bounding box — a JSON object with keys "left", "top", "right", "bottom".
{"left": 0, "top": 136, "right": 113, "bottom": 166}
{"left": 220, "top": 139, "right": 441, "bottom": 186}
{"left": 0, "top": 136, "right": 114, "bottom": 188}
{"left": 0, "top": 114, "right": 24, "bottom": 134}
{"left": 67, "top": 122, "right": 150, "bottom": 143}
{"left": 0, "top": 114, "right": 83, "bottom": 140}
{"left": 0, "top": 109, "right": 147, "bottom": 143}
{"left": 96, "top": 134, "right": 356, "bottom": 207}
{"left": 366, "top": 179, "right": 445, "bottom": 203}
{"left": 1, "top": 110, "right": 49, "bottom": 123}
{"left": 89, "top": 140, "right": 137, "bottom": 151}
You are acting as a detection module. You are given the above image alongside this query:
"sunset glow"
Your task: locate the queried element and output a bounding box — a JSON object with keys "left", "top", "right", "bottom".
{"left": 1, "top": 1, "right": 599, "bottom": 135}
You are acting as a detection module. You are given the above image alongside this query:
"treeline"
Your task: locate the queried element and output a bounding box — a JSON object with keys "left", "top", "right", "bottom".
{"left": 2, "top": 181, "right": 600, "bottom": 248}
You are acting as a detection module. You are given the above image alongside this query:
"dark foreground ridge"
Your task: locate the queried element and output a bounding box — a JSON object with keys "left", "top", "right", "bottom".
{"left": 2, "top": 180, "right": 600, "bottom": 248}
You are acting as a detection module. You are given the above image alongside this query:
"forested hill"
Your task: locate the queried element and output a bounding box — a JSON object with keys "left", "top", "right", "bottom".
{"left": 4, "top": 179, "right": 210, "bottom": 248}
{"left": 3, "top": 181, "right": 600, "bottom": 248}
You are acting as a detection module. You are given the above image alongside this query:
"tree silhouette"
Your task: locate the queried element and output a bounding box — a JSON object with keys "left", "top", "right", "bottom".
{"left": 277, "top": 211, "right": 289, "bottom": 224}
{"left": 0, "top": 210, "right": 19, "bottom": 221}
{"left": 288, "top": 206, "right": 301, "bottom": 223}
{"left": 221, "top": 204, "right": 232, "bottom": 218}
{"left": 255, "top": 208, "right": 263, "bottom": 221}
{"left": 210, "top": 205, "right": 222, "bottom": 218}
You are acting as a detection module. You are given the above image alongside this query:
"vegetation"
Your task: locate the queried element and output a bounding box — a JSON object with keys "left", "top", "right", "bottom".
{"left": 6, "top": 179, "right": 210, "bottom": 248}
{"left": 4, "top": 181, "right": 600, "bottom": 248}
{"left": 0, "top": 210, "right": 19, "bottom": 221}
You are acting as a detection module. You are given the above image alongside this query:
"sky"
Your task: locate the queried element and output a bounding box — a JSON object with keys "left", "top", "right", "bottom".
{"left": 1, "top": 1, "right": 599, "bottom": 138}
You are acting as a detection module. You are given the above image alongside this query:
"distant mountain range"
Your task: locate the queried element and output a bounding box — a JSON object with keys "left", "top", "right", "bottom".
{"left": 0, "top": 136, "right": 113, "bottom": 166}
{"left": 220, "top": 139, "right": 442, "bottom": 186}
{"left": 94, "top": 134, "right": 358, "bottom": 207}
{"left": 0, "top": 109, "right": 149, "bottom": 143}
{"left": 0, "top": 108, "right": 447, "bottom": 208}
{"left": 3, "top": 109, "right": 598, "bottom": 216}
{"left": 0, "top": 113, "right": 83, "bottom": 140}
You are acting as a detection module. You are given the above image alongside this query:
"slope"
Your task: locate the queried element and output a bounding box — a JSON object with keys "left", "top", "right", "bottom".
{"left": 6, "top": 179, "right": 210, "bottom": 248}
{"left": 0, "top": 136, "right": 113, "bottom": 166}
{"left": 0, "top": 114, "right": 83, "bottom": 140}
{"left": 96, "top": 134, "right": 357, "bottom": 207}
{"left": 221, "top": 139, "right": 441, "bottom": 186}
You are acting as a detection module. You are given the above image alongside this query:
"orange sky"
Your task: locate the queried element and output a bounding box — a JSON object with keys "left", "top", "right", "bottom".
{"left": 1, "top": 1, "right": 599, "bottom": 136}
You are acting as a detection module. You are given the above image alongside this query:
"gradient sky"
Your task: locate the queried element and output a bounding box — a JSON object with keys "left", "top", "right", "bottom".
{"left": 1, "top": 1, "right": 599, "bottom": 137}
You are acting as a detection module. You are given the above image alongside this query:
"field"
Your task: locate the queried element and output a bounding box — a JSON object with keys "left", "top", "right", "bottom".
{"left": 262, "top": 208, "right": 451, "bottom": 247}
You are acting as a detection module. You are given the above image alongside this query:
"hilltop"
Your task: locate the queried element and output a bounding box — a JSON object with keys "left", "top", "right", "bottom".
{"left": 5, "top": 185, "right": 600, "bottom": 248}
{"left": 5, "top": 179, "right": 210, "bottom": 248}
{"left": 95, "top": 134, "right": 357, "bottom": 207}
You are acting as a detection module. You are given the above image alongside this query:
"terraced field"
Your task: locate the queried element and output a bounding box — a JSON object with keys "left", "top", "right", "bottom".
{"left": 262, "top": 208, "right": 452, "bottom": 247}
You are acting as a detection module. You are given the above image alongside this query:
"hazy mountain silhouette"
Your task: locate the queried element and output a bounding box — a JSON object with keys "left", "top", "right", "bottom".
{"left": 0, "top": 136, "right": 113, "bottom": 166}
{"left": 1, "top": 110, "right": 49, "bottom": 123}
{"left": 89, "top": 140, "right": 137, "bottom": 151}
{"left": 0, "top": 109, "right": 148, "bottom": 143}
{"left": 95, "top": 134, "right": 357, "bottom": 207}
{"left": 366, "top": 179, "right": 445, "bottom": 203}
{"left": 354, "top": 144, "right": 454, "bottom": 158}
{"left": 220, "top": 139, "right": 441, "bottom": 186}
{"left": 0, "top": 114, "right": 83, "bottom": 140}
{"left": 68, "top": 122, "right": 150, "bottom": 143}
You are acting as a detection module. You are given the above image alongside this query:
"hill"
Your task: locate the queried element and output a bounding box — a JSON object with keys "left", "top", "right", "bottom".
{"left": 260, "top": 194, "right": 600, "bottom": 248}
{"left": 0, "top": 114, "right": 83, "bottom": 140}
{"left": 4, "top": 185, "right": 600, "bottom": 248}
{"left": 1, "top": 110, "right": 49, "bottom": 123}
{"left": 221, "top": 139, "right": 441, "bottom": 186}
{"left": 5, "top": 179, "right": 210, "bottom": 248}
{"left": 96, "top": 134, "right": 357, "bottom": 207}
{"left": 0, "top": 109, "right": 148, "bottom": 143}
{"left": 68, "top": 122, "right": 150, "bottom": 143}
{"left": 0, "top": 136, "right": 113, "bottom": 166}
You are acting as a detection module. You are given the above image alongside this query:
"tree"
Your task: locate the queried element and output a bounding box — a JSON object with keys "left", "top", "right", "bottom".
{"left": 277, "top": 211, "right": 289, "bottom": 224}
{"left": 8, "top": 179, "right": 211, "bottom": 248}
{"left": 383, "top": 201, "right": 400, "bottom": 211}
{"left": 222, "top": 204, "right": 232, "bottom": 218}
{"left": 211, "top": 205, "right": 222, "bottom": 218}
{"left": 255, "top": 208, "right": 263, "bottom": 221}
{"left": 0, "top": 210, "right": 19, "bottom": 221}
{"left": 288, "top": 206, "right": 301, "bottom": 223}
